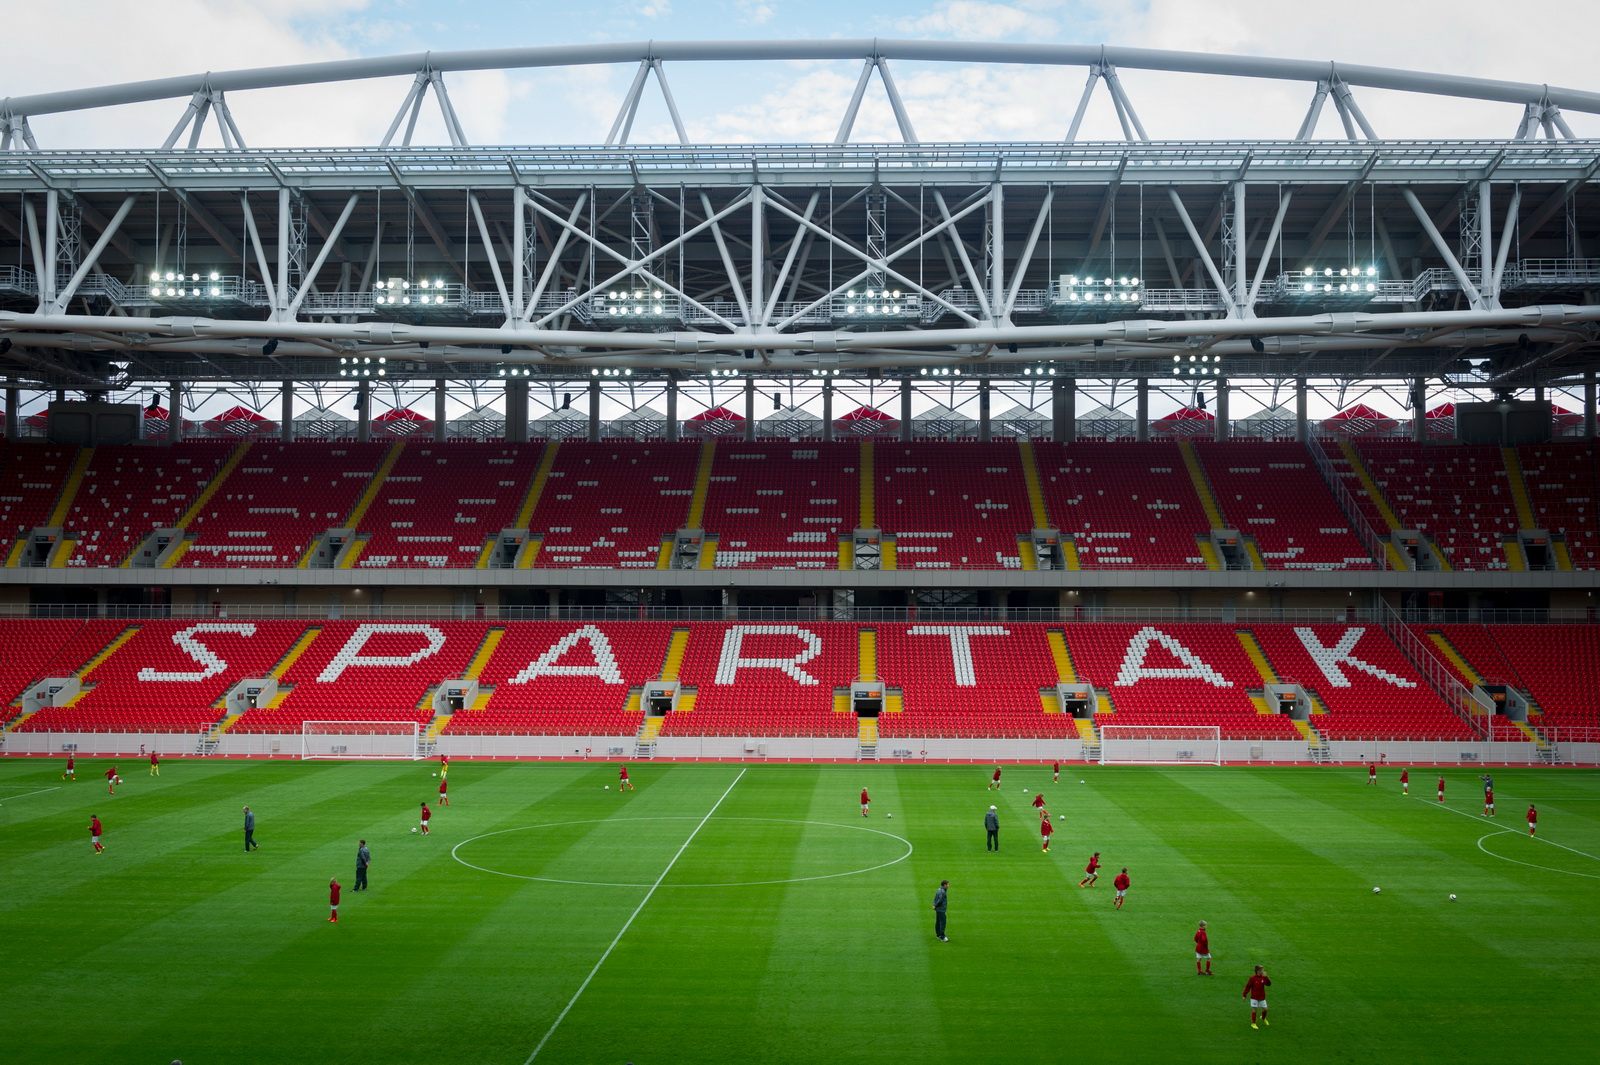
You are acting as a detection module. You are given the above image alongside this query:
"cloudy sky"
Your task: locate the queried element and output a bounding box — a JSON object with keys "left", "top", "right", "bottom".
{"left": 5, "top": 0, "right": 1599, "bottom": 148}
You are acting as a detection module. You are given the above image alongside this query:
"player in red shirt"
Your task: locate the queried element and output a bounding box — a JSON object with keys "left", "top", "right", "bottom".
{"left": 1367, "top": 761, "right": 1377, "bottom": 785}
{"left": 419, "top": 802, "right": 432, "bottom": 835}
{"left": 1052, "top": 760, "right": 1061, "bottom": 783}
{"left": 88, "top": 815, "right": 104, "bottom": 854}
{"left": 1078, "top": 851, "right": 1101, "bottom": 887}
{"left": 989, "top": 766, "right": 1002, "bottom": 791}
{"left": 1194, "top": 921, "right": 1212, "bottom": 975}
{"left": 1113, "top": 868, "right": 1130, "bottom": 908}
{"left": 438, "top": 777, "right": 449, "bottom": 807}
{"left": 1483, "top": 787, "right": 1495, "bottom": 817}
{"left": 1400, "top": 768, "right": 1409, "bottom": 795}
{"left": 439, "top": 754, "right": 449, "bottom": 780}
{"left": 860, "top": 788, "right": 870, "bottom": 817}
{"left": 63, "top": 754, "right": 75, "bottom": 782}
{"left": 1528, "top": 803, "right": 1538, "bottom": 836}
{"left": 619, "top": 765, "right": 634, "bottom": 791}
{"left": 1031, "top": 793, "right": 1047, "bottom": 819}
{"left": 328, "top": 878, "right": 341, "bottom": 923}
{"left": 1039, "top": 814, "right": 1053, "bottom": 852}
{"left": 1243, "top": 965, "right": 1271, "bottom": 1028}
{"left": 149, "top": 751, "right": 161, "bottom": 777}
{"left": 104, "top": 765, "right": 118, "bottom": 795}
{"left": 1437, "top": 775, "right": 1446, "bottom": 802}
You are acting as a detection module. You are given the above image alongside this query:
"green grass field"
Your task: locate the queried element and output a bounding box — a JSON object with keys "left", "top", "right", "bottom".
{"left": 2, "top": 758, "right": 1597, "bottom": 1065}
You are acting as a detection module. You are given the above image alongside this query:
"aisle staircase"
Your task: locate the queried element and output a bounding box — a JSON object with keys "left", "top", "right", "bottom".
{"left": 263, "top": 626, "right": 322, "bottom": 708}
{"left": 1514, "top": 720, "right": 1557, "bottom": 763}
{"left": 858, "top": 440, "right": 876, "bottom": 530}
{"left": 1074, "top": 717, "right": 1100, "bottom": 760}
{"left": 857, "top": 716, "right": 879, "bottom": 760}
{"left": 1338, "top": 440, "right": 1410, "bottom": 570}
{"left": 511, "top": 442, "right": 560, "bottom": 569}
{"left": 154, "top": 440, "right": 254, "bottom": 568}
{"left": 1294, "top": 718, "right": 1330, "bottom": 762}
{"left": 1236, "top": 631, "right": 1279, "bottom": 685}
{"left": 635, "top": 714, "right": 665, "bottom": 759}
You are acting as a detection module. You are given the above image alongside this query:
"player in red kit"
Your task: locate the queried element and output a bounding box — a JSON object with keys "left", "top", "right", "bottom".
{"left": 1039, "top": 814, "right": 1053, "bottom": 852}
{"left": 1194, "top": 921, "right": 1212, "bottom": 975}
{"left": 989, "top": 766, "right": 1002, "bottom": 791}
{"left": 1437, "top": 775, "right": 1446, "bottom": 802}
{"left": 63, "top": 754, "right": 75, "bottom": 781}
{"left": 328, "top": 878, "right": 341, "bottom": 922}
{"left": 1528, "top": 804, "right": 1538, "bottom": 836}
{"left": 1078, "top": 851, "right": 1101, "bottom": 887}
{"left": 860, "top": 788, "right": 870, "bottom": 817}
{"left": 439, "top": 754, "right": 449, "bottom": 780}
{"left": 1367, "top": 761, "right": 1377, "bottom": 785}
{"left": 1483, "top": 787, "right": 1494, "bottom": 817}
{"left": 149, "top": 750, "right": 160, "bottom": 777}
{"left": 419, "top": 802, "right": 432, "bottom": 835}
{"left": 438, "top": 776, "right": 449, "bottom": 807}
{"left": 1400, "top": 768, "right": 1409, "bottom": 795}
{"left": 1113, "top": 868, "right": 1130, "bottom": 908}
{"left": 619, "top": 765, "right": 634, "bottom": 791}
{"left": 1243, "top": 965, "right": 1271, "bottom": 1028}
{"left": 105, "top": 765, "right": 118, "bottom": 795}
{"left": 1031, "top": 793, "right": 1047, "bottom": 819}
{"left": 1052, "top": 761, "right": 1060, "bottom": 783}
{"left": 89, "top": 815, "right": 104, "bottom": 854}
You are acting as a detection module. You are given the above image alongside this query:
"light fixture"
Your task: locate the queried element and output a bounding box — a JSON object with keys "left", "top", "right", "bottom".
{"left": 1292, "top": 267, "right": 1378, "bottom": 299}
{"left": 838, "top": 285, "right": 918, "bottom": 320}
{"left": 1055, "top": 273, "right": 1142, "bottom": 309}
{"left": 261, "top": 339, "right": 279, "bottom": 356}
{"left": 561, "top": 393, "right": 572, "bottom": 410}
{"left": 374, "top": 276, "right": 451, "bottom": 307}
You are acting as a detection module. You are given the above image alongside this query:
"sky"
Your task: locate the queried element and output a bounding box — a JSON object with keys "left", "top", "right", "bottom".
{"left": 5, "top": 0, "right": 1600, "bottom": 148}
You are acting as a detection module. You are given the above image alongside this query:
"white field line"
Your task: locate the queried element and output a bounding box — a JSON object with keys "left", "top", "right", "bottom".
{"left": 0, "top": 785, "right": 61, "bottom": 802}
{"left": 523, "top": 766, "right": 747, "bottom": 1064}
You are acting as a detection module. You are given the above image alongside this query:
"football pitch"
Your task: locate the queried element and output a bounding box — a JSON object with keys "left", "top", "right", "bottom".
{"left": 2, "top": 759, "right": 1597, "bottom": 1065}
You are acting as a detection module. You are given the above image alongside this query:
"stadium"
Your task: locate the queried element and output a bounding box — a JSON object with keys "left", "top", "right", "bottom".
{"left": 1, "top": 29, "right": 1598, "bottom": 1065}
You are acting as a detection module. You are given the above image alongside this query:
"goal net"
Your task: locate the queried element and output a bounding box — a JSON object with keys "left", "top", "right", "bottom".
{"left": 301, "top": 721, "right": 422, "bottom": 761}
{"left": 1099, "top": 725, "right": 1222, "bottom": 766}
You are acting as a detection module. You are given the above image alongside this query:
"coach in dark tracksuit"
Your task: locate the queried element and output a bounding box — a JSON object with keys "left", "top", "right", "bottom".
{"left": 985, "top": 806, "right": 1000, "bottom": 851}
{"left": 243, "top": 806, "right": 258, "bottom": 851}
{"left": 355, "top": 840, "right": 371, "bottom": 890}
{"left": 932, "top": 880, "right": 949, "bottom": 941}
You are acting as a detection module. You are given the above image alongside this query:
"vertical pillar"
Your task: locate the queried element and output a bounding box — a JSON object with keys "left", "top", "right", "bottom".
{"left": 1214, "top": 381, "right": 1229, "bottom": 442}
{"left": 356, "top": 380, "right": 371, "bottom": 443}
{"left": 822, "top": 381, "right": 834, "bottom": 442}
{"left": 281, "top": 381, "right": 295, "bottom": 443}
{"left": 1135, "top": 378, "right": 1149, "bottom": 442}
{"left": 899, "top": 379, "right": 912, "bottom": 441}
{"left": 167, "top": 380, "right": 183, "bottom": 445}
{"left": 743, "top": 376, "right": 756, "bottom": 441}
{"left": 665, "top": 375, "right": 679, "bottom": 442}
{"left": 587, "top": 380, "right": 601, "bottom": 442}
{"left": 1479, "top": 180, "right": 1494, "bottom": 302}
{"left": 505, "top": 379, "right": 529, "bottom": 444}
{"left": 1411, "top": 378, "right": 1427, "bottom": 443}
{"left": 1295, "top": 377, "right": 1308, "bottom": 444}
{"left": 433, "top": 379, "right": 447, "bottom": 442}
{"left": 978, "top": 379, "right": 991, "bottom": 442}
{"left": 1585, "top": 372, "right": 1596, "bottom": 439}
{"left": 4, "top": 383, "right": 17, "bottom": 441}
{"left": 1232, "top": 181, "right": 1247, "bottom": 312}
{"left": 1052, "top": 377, "right": 1075, "bottom": 443}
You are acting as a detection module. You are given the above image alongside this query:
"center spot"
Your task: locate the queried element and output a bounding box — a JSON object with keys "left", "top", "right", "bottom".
{"left": 452, "top": 816, "right": 913, "bottom": 889}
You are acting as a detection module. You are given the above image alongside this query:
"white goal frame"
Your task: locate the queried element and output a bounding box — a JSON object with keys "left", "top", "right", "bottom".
{"left": 1098, "top": 725, "right": 1222, "bottom": 766}
{"left": 301, "top": 721, "right": 423, "bottom": 761}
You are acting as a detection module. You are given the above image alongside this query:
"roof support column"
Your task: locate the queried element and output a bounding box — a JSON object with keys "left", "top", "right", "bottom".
{"left": 356, "top": 380, "right": 371, "bottom": 443}
{"left": 900, "top": 379, "right": 912, "bottom": 442}
{"left": 1412, "top": 379, "right": 1427, "bottom": 443}
{"left": 281, "top": 382, "right": 295, "bottom": 443}
{"left": 743, "top": 376, "right": 755, "bottom": 441}
{"left": 1213, "top": 381, "right": 1229, "bottom": 442}
{"left": 1585, "top": 372, "right": 1596, "bottom": 441}
{"left": 1295, "top": 377, "right": 1308, "bottom": 445}
{"left": 588, "top": 380, "right": 601, "bottom": 443}
{"left": 505, "top": 379, "right": 529, "bottom": 444}
{"left": 822, "top": 381, "right": 834, "bottom": 442}
{"left": 665, "top": 376, "right": 679, "bottom": 442}
{"left": 433, "top": 380, "right": 447, "bottom": 442}
{"left": 978, "top": 379, "right": 992, "bottom": 442}
{"left": 1136, "top": 379, "right": 1149, "bottom": 442}
{"left": 168, "top": 381, "right": 183, "bottom": 445}
{"left": 1401, "top": 187, "right": 1486, "bottom": 309}
{"left": 1053, "top": 377, "right": 1075, "bottom": 443}
{"left": 5, "top": 383, "right": 18, "bottom": 442}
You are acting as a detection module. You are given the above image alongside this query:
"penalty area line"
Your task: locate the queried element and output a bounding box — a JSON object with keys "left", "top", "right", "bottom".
{"left": 523, "top": 766, "right": 747, "bottom": 1064}
{"left": 0, "top": 785, "right": 61, "bottom": 802}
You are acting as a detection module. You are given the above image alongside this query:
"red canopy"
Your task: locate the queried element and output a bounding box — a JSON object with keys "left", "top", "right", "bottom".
{"left": 1321, "top": 403, "right": 1398, "bottom": 436}
{"left": 832, "top": 406, "right": 899, "bottom": 435}
{"left": 684, "top": 406, "right": 746, "bottom": 437}
{"left": 371, "top": 408, "right": 433, "bottom": 436}
{"left": 1551, "top": 403, "right": 1584, "bottom": 427}
{"left": 1151, "top": 406, "right": 1215, "bottom": 436}
{"left": 1424, "top": 403, "right": 1456, "bottom": 419}
{"left": 204, "top": 405, "right": 277, "bottom": 435}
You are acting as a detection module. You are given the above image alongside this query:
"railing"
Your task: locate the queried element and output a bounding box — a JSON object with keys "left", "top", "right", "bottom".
{"left": 1377, "top": 597, "right": 1488, "bottom": 740}
{"left": 1501, "top": 258, "right": 1600, "bottom": 288}
{"left": 1304, "top": 433, "right": 1390, "bottom": 569}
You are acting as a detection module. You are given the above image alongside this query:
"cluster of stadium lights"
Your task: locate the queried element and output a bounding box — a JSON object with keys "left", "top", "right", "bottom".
{"left": 1060, "top": 275, "right": 1142, "bottom": 303}
{"left": 918, "top": 367, "right": 963, "bottom": 376}
{"left": 841, "top": 287, "right": 917, "bottom": 317}
{"left": 338, "top": 356, "right": 387, "bottom": 378}
{"left": 1172, "top": 353, "right": 1223, "bottom": 376}
{"left": 1021, "top": 366, "right": 1058, "bottom": 377}
{"left": 373, "top": 278, "right": 451, "bottom": 305}
{"left": 709, "top": 368, "right": 742, "bottom": 378}
{"left": 590, "top": 367, "right": 635, "bottom": 377}
{"left": 603, "top": 289, "right": 670, "bottom": 317}
{"left": 1299, "top": 266, "right": 1378, "bottom": 294}
{"left": 148, "top": 270, "right": 223, "bottom": 298}
{"left": 497, "top": 367, "right": 534, "bottom": 378}
{"left": 809, "top": 368, "right": 842, "bottom": 377}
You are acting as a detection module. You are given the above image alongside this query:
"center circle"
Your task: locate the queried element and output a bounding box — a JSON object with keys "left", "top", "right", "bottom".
{"left": 451, "top": 816, "right": 914, "bottom": 889}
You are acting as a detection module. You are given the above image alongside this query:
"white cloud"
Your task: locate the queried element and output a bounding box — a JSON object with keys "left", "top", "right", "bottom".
{"left": 736, "top": 0, "right": 777, "bottom": 24}
{"left": 640, "top": 0, "right": 674, "bottom": 17}
{"left": 895, "top": 1, "right": 1058, "bottom": 41}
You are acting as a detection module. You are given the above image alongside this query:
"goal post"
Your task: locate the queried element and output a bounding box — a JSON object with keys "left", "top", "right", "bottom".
{"left": 1098, "top": 725, "right": 1222, "bottom": 766}
{"left": 301, "top": 721, "right": 423, "bottom": 761}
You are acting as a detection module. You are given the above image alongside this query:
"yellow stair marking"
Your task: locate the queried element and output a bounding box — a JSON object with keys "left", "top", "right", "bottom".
{"left": 1425, "top": 632, "right": 1485, "bottom": 688}
{"left": 1073, "top": 718, "right": 1097, "bottom": 743}
{"left": 78, "top": 625, "right": 140, "bottom": 679}
{"left": 1235, "top": 631, "right": 1279, "bottom": 685}
{"left": 1178, "top": 440, "right": 1226, "bottom": 529}
{"left": 640, "top": 716, "right": 666, "bottom": 741}
{"left": 834, "top": 690, "right": 852, "bottom": 713}
{"left": 858, "top": 628, "right": 878, "bottom": 681}
{"left": 161, "top": 541, "right": 193, "bottom": 569}
{"left": 858, "top": 717, "right": 879, "bottom": 745}
{"left": 48, "top": 538, "right": 77, "bottom": 568}
{"left": 1244, "top": 541, "right": 1266, "bottom": 571}
{"left": 660, "top": 628, "right": 690, "bottom": 682}
{"left": 519, "top": 536, "right": 543, "bottom": 569}
{"left": 1293, "top": 719, "right": 1320, "bottom": 742}
{"left": 858, "top": 440, "right": 875, "bottom": 529}
{"left": 1553, "top": 541, "right": 1574, "bottom": 571}
{"left": 1383, "top": 541, "right": 1408, "bottom": 570}
{"left": 1047, "top": 630, "right": 1077, "bottom": 683}
{"left": 1249, "top": 694, "right": 1274, "bottom": 715}
{"left": 343, "top": 440, "right": 405, "bottom": 531}
{"left": 4, "top": 538, "right": 25, "bottom": 567}
{"left": 884, "top": 692, "right": 903, "bottom": 713}
{"left": 655, "top": 536, "right": 674, "bottom": 569}
{"left": 1018, "top": 538, "right": 1038, "bottom": 571}
{"left": 473, "top": 540, "right": 497, "bottom": 569}
{"left": 1501, "top": 539, "right": 1527, "bottom": 572}
{"left": 1513, "top": 720, "right": 1550, "bottom": 748}
{"left": 468, "top": 689, "right": 494, "bottom": 711}
{"left": 880, "top": 539, "right": 897, "bottom": 570}
{"left": 1062, "top": 536, "right": 1080, "bottom": 570}
{"left": 1338, "top": 439, "right": 1402, "bottom": 532}
{"left": 515, "top": 442, "right": 558, "bottom": 529}
{"left": 1039, "top": 690, "right": 1061, "bottom": 713}
{"left": 1095, "top": 692, "right": 1114, "bottom": 714}
{"left": 464, "top": 628, "right": 505, "bottom": 680}
{"left": 1017, "top": 438, "right": 1051, "bottom": 529}
{"left": 838, "top": 539, "right": 853, "bottom": 569}
{"left": 1435, "top": 541, "right": 1454, "bottom": 572}
{"left": 47, "top": 448, "right": 94, "bottom": 529}
{"left": 675, "top": 690, "right": 697, "bottom": 712}
{"left": 213, "top": 713, "right": 243, "bottom": 736}
{"left": 1502, "top": 447, "right": 1537, "bottom": 529}
{"left": 686, "top": 439, "right": 716, "bottom": 529}
{"left": 696, "top": 538, "right": 718, "bottom": 569}
{"left": 336, "top": 539, "right": 369, "bottom": 570}
{"left": 1196, "top": 537, "right": 1222, "bottom": 571}
{"left": 270, "top": 627, "right": 322, "bottom": 681}
{"left": 1307, "top": 690, "right": 1330, "bottom": 714}
{"left": 3, "top": 707, "right": 42, "bottom": 732}
{"left": 624, "top": 689, "right": 642, "bottom": 714}
{"left": 173, "top": 440, "right": 252, "bottom": 531}
{"left": 425, "top": 714, "right": 452, "bottom": 740}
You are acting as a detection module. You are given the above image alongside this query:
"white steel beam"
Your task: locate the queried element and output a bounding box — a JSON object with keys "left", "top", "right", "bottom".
{"left": 287, "top": 193, "right": 360, "bottom": 319}
{"left": 52, "top": 194, "right": 135, "bottom": 313}
{"left": 1401, "top": 187, "right": 1486, "bottom": 309}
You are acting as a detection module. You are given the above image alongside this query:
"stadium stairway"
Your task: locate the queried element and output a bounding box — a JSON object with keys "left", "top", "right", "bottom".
{"left": 857, "top": 716, "right": 878, "bottom": 759}
{"left": 70, "top": 625, "right": 142, "bottom": 701}
{"left": 1293, "top": 718, "right": 1330, "bottom": 761}
{"left": 510, "top": 442, "right": 559, "bottom": 569}
{"left": 858, "top": 440, "right": 875, "bottom": 530}
{"left": 1337, "top": 440, "right": 1410, "bottom": 569}
{"left": 1074, "top": 717, "right": 1099, "bottom": 759}
{"left": 264, "top": 626, "right": 321, "bottom": 707}
{"left": 160, "top": 440, "right": 254, "bottom": 568}
{"left": 1178, "top": 442, "right": 1228, "bottom": 536}
{"left": 334, "top": 441, "right": 406, "bottom": 569}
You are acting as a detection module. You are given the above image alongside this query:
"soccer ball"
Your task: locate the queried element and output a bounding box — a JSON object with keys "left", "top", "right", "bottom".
{"left": 1079, "top": 780, "right": 1085, "bottom": 784}
{"left": 1449, "top": 893, "right": 1458, "bottom": 901}
{"left": 116, "top": 776, "right": 123, "bottom": 784}
{"left": 411, "top": 827, "right": 418, "bottom": 834}
{"left": 886, "top": 813, "right": 892, "bottom": 819}
{"left": 1372, "top": 886, "right": 1381, "bottom": 894}
{"left": 433, "top": 772, "right": 438, "bottom": 777}
{"left": 604, "top": 785, "right": 610, "bottom": 790}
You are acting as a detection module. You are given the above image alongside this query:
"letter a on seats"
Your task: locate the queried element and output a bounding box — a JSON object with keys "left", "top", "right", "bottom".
{"left": 137, "top": 623, "right": 258, "bottom": 682}
{"left": 1293, "top": 627, "right": 1415, "bottom": 688}
{"left": 318, "top": 624, "right": 446, "bottom": 682}
{"left": 1116, "top": 626, "right": 1231, "bottom": 687}
{"left": 716, "top": 625, "right": 822, "bottom": 685}
{"left": 511, "top": 625, "right": 625, "bottom": 684}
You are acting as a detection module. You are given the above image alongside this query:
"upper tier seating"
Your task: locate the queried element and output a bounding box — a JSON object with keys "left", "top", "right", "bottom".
{"left": 706, "top": 443, "right": 857, "bottom": 570}
{"left": 1033, "top": 442, "right": 1209, "bottom": 569}
{"left": 1250, "top": 623, "right": 1473, "bottom": 740}
{"left": 1193, "top": 440, "right": 1375, "bottom": 570}
{"left": 1517, "top": 443, "right": 1599, "bottom": 568}
{"left": 1452, "top": 625, "right": 1600, "bottom": 732}
{"left": 1063, "top": 623, "right": 1302, "bottom": 739}
{"left": 530, "top": 442, "right": 696, "bottom": 568}
{"left": 0, "top": 442, "right": 76, "bottom": 546}
{"left": 64, "top": 442, "right": 234, "bottom": 568}
{"left": 356, "top": 442, "right": 537, "bottom": 568}
{"left": 875, "top": 623, "right": 1069, "bottom": 738}
{"left": 180, "top": 442, "right": 388, "bottom": 567}
{"left": 667, "top": 622, "right": 858, "bottom": 737}
{"left": 873, "top": 442, "right": 1034, "bottom": 569}
{"left": 1356, "top": 442, "right": 1518, "bottom": 570}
